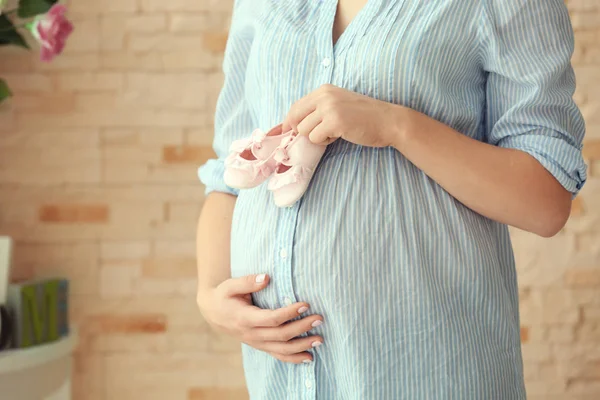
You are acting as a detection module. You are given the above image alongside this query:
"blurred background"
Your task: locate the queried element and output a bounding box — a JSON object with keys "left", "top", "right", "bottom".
{"left": 0, "top": 0, "right": 598, "bottom": 399}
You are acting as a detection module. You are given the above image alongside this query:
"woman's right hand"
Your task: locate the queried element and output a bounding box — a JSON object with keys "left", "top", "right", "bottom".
{"left": 197, "top": 273, "right": 324, "bottom": 364}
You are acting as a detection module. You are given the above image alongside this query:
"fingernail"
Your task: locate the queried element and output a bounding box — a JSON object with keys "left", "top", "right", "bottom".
{"left": 255, "top": 274, "right": 266, "bottom": 284}
{"left": 298, "top": 306, "right": 309, "bottom": 314}
{"left": 311, "top": 320, "right": 323, "bottom": 328}
{"left": 311, "top": 341, "right": 323, "bottom": 348}
{"left": 302, "top": 359, "right": 312, "bottom": 364}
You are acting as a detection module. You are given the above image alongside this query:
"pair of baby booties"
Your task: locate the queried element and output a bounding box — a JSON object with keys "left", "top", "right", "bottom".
{"left": 224, "top": 124, "right": 325, "bottom": 207}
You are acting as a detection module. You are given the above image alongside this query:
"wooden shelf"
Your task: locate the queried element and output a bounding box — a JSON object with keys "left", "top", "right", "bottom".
{"left": 0, "top": 329, "right": 77, "bottom": 374}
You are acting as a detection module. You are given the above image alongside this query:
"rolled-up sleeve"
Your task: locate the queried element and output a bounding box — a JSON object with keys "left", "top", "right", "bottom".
{"left": 481, "top": 0, "right": 587, "bottom": 196}
{"left": 198, "top": 0, "right": 255, "bottom": 196}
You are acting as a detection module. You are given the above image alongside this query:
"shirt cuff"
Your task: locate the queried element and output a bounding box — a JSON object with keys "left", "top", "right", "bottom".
{"left": 497, "top": 131, "right": 587, "bottom": 197}
{"left": 198, "top": 159, "right": 240, "bottom": 197}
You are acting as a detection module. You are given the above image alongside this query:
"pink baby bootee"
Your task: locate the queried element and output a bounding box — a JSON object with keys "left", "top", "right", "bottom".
{"left": 224, "top": 125, "right": 326, "bottom": 207}
{"left": 224, "top": 125, "right": 291, "bottom": 189}
{"left": 267, "top": 134, "right": 326, "bottom": 207}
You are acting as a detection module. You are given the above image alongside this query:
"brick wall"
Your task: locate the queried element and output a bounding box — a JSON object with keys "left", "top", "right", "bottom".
{"left": 0, "top": 0, "right": 598, "bottom": 399}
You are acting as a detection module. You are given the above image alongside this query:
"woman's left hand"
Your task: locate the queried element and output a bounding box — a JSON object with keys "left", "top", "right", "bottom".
{"left": 282, "top": 84, "right": 406, "bottom": 148}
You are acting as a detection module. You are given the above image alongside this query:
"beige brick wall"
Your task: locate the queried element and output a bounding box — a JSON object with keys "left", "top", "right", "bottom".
{"left": 0, "top": 0, "right": 598, "bottom": 399}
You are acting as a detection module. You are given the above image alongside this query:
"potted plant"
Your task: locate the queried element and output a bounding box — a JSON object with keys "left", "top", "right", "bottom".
{"left": 0, "top": 0, "right": 74, "bottom": 103}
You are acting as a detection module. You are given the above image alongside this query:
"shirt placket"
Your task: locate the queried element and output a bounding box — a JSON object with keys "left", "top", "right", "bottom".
{"left": 319, "top": 0, "right": 337, "bottom": 85}
{"left": 276, "top": 202, "right": 316, "bottom": 400}
{"left": 277, "top": 2, "right": 337, "bottom": 399}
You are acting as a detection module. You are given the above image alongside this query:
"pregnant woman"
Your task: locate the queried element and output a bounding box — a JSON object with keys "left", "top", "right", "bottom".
{"left": 196, "top": 0, "right": 587, "bottom": 398}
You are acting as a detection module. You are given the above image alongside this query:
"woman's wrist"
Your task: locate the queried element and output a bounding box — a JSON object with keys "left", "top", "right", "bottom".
{"left": 387, "top": 104, "right": 415, "bottom": 151}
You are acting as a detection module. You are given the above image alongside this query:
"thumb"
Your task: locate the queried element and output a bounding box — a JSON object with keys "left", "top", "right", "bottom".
{"left": 220, "top": 273, "right": 269, "bottom": 297}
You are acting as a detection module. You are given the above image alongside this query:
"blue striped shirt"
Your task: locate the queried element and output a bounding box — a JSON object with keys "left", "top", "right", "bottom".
{"left": 199, "top": 0, "right": 587, "bottom": 398}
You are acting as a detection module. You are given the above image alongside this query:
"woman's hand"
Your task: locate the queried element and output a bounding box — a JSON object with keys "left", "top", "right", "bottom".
{"left": 282, "top": 84, "right": 405, "bottom": 147}
{"left": 197, "top": 273, "right": 324, "bottom": 364}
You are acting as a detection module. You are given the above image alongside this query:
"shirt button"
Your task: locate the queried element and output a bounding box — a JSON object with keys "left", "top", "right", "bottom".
{"left": 283, "top": 297, "right": 293, "bottom": 306}
{"left": 321, "top": 57, "right": 332, "bottom": 68}
{"left": 305, "top": 379, "right": 314, "bottom": 389}
{"left": 279, "top": 249, "right": 288, "bottom": 259}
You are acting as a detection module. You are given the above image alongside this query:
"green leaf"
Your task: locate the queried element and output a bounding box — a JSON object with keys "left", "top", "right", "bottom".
{"left": 0, "top": 14, "right": 29, "bottom": 49}
{"left": 17, "top": 0, "right": 57, "bottom": 19}
{"left": 0, "top": 79, "right": 12, "bottom": 103}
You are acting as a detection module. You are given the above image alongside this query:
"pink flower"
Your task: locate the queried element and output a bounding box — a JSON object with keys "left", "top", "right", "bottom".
{"left": 30, "top": 4, "right": 74, "bottom": 62}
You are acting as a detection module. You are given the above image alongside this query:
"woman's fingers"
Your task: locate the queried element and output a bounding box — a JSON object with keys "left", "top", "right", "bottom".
{"left": 269, "top": 351, "right": 314, "bottom": 364}
{"left": 308, "top": 121, "right": 336, "bottom": 145}
{"left": 219, "top": 273, "right": 270, "bottom": 297}
{"left": 283, "top": 95, "right": 318, "bottom": 132}
{"left": 250, "top": 314, "right": 324, "bottom": 342}
{"left": 207, "top": 275, "right": 326, "bottom": 365}
{"left": 295, "top": 110, "right": 323, "bottom": 137}
{"left": 260, "top": 335, "right": 324, "bottom": 355}
{"left": 239, "top": 302, "right": 311, "bottom": 328}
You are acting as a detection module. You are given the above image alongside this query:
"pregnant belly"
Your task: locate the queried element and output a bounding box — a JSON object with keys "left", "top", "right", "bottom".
{"left": 230, "top": 145, "right": 523, "bottom": 397}
{"left": 229, "top": 145, "right": 501, "bottom": 312}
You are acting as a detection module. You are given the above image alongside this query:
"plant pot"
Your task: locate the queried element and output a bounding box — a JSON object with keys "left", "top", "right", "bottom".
{"left": 0, "top": 304, "right": 12, "bottom": 350}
